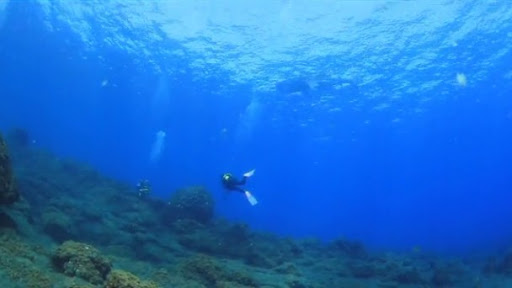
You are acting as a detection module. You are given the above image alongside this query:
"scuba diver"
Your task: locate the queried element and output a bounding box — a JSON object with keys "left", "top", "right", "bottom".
{"left": 136, "top": 179, "right": 152, "bottom": 198}
{"left": 221, "top": 169, "right": 258, "bottom": 206}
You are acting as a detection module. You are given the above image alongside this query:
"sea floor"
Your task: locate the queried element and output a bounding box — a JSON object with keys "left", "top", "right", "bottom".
{"left": 1, "top": 135, "right": 512, "bottom": 288}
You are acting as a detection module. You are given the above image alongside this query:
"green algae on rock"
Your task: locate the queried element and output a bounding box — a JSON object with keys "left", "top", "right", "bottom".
{"left": 0, "top": 133, "right": 19, "bottom": 204}
{"left": 52, "top": 241, "right": 112, "bottom": 285}
{"left": 42, "top": 206, "right": 76, "bottom": 242}
{"left": 105, "top": 270, "right": 159, "bottom": 288}
{"left": 180, "top": 254, "right": 259, "bottom": 287}
{"left": 0, "top": 232, "right": 55, "bottom": 288}
{"left": 165, "top": 186, "right": 215, "bottom": 224}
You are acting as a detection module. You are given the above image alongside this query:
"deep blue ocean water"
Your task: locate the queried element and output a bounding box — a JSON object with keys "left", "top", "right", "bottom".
{"left": 1, "top": 0, "right": 511, "bottom": 256}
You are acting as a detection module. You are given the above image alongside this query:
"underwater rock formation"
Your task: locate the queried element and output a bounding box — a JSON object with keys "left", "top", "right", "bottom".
{"left": 105, "top": 270, "right": 159, "bottom": 288}
{"left": 497, "top": 253, "right": 512, "bottom": 274}
{"left": 0, "top": 143, "right": 509, "bottom": 287}
{"left": 42, "top": 206, "right": 76, "bottom": 242}
{"left": 179, "top": 254, "right": 258, "bottom": 287}
{"left": 0, "top": 132, "right": 19, "bottom": 204}
{"left": 174, "top": 220, "right": 255, "bottom": 260}
{"left": 52, "top": 241, "right": 112, "bottom": 284}
{"left": 0, "top": 232, "right": 54, "bottom": 288}
{"left": 165, "top": 185, "right": 214, "bottom": 224}
{"left": 484, "top": 252, "right": 512, "bottom": 275}
{"left": 330, "top": 238, "right": 367, "bottom": 259}
{"left": 390, "top": 267, "right": 425, "bottom": 285}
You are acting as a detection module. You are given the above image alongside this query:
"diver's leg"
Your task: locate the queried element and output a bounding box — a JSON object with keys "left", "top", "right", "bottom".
{"left": 234, "top": 186, "right": 246, "bottom": 193}
{"left": 244, "top": 190, "right": 258, "bottom": 206}
{"left": 234, "top": 186, "right": 257, "bottom": 205}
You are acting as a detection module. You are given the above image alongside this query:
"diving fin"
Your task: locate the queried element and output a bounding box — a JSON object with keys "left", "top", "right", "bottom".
{"left": 243, "top": 169, "right": 255, "bottom": 178}
{"left": 244, "top": 190, "right": 258, "bottom": 206}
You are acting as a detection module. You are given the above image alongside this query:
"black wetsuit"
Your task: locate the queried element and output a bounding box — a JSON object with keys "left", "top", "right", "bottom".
{"left": 221, "top": 173, "right": 247, "bottom": 193}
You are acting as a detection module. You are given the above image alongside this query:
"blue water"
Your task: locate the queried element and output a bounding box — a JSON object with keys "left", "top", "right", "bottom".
{"left": 1, "top": 1, "right": 511, "bottom": 255}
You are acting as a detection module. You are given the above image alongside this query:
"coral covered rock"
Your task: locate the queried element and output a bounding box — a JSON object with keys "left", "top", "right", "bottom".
{"left": 42, "top": 206, "right": 76, "bottom": 242}
{"left": 0, "top": 232, "right": 55, "bottom": 288}
{"left": 52, "top": 241, "right": 112, "bottom": 284}
{"left": 166, "top": 186, "right": 214, "bottom": 224}
{"left": 347, "top": 261, "right": 377, "bottom": 278}
{"left": 390, "top": 267, "right": 424, "bottom": 284}
{"left": 181, "top": 254, "right": 224, "bottom": 286}
{"left": 105, "top": 270, "right": 159, "bottom": 288}
{"left": 429, "top": 261, "right": 464, "bottom": 286}
{"left": 484, "top": 252, "right": 512, "bottom": 275}
{"left": 330, "top": 238, "right": 367, "bottom": 259}
{"left": 175, "top": 220, "right": 258, "bottom": 261}
{"left": 180, "top": 254, "right": 258, "bottom": 287}
{"left": 0, "top": 133, "right": 19, "bottom": 204}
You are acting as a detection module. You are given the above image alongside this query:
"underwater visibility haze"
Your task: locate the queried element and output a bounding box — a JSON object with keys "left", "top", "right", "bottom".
{"left": 1, "top": 1, "right": 512, "bottom": 287}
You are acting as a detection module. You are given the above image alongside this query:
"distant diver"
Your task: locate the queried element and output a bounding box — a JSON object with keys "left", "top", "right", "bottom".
{"left": 136, "top": 179, "right": 152, "bottom": 198}
{"left": 221, "top": 169, "right": 258, "bottom": 206}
